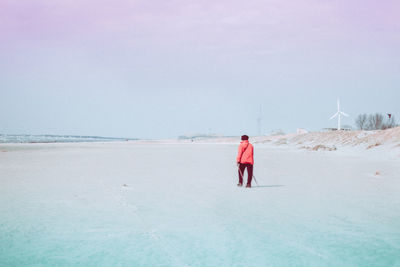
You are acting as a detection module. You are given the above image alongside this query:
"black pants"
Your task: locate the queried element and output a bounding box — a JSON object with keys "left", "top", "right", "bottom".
{"left": 238, "top": 163, "right": 253, "bottom": 185}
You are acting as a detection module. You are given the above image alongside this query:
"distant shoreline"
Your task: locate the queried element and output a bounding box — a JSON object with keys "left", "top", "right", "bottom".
{"left": 0, "top": 134, "right": 138, "bottom": 144}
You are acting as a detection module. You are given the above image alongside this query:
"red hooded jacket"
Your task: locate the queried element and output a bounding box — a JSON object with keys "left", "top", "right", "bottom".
{"left": 236, "top": 140, "right": 254, "bottom": 165}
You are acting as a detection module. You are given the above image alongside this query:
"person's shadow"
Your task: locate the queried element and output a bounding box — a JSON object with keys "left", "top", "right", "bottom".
{"left": 252, "top": 185, "right": 285, "bottom": 188}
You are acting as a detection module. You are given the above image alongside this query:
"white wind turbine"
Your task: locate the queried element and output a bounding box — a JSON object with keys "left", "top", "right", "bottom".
{"left": 329, "top": 99, "right": 349, "bottom": 130}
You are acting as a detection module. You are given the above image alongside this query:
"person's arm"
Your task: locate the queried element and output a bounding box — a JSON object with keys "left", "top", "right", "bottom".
{"left": 251, "top": 145, "right": 254, "bottom": 165}
{"left": 236, "top": 144, "right": 243, "bottom": 164}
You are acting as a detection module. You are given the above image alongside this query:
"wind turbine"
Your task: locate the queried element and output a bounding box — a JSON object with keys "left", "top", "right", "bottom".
{"left": 329, "top": 99, "right": 349, "bottom": 130}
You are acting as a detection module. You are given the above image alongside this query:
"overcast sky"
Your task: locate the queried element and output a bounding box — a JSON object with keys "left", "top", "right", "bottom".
{"left": 1, "top": 0, "right": 399, "bottom": 138}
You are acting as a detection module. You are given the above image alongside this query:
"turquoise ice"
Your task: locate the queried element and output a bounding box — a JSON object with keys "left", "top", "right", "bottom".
{"left": 1, "top": 143, "right": 399, "bottom": 266}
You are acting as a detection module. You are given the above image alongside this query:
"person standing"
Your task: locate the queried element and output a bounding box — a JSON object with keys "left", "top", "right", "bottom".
{"left": 236, "top": 135, "right": 254, "bottom": 188}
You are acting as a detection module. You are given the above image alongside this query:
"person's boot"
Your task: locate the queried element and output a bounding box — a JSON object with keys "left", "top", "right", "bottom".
{"left": 237, "top": 182, "right": 243, "bottom": 187}
{"left": 246, "top": 183, "right": 251, "bottom": 188}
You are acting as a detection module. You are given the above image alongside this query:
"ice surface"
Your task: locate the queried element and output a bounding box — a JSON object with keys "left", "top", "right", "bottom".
{"left": 0, "top": 142, "right": 399, "bottom": 266}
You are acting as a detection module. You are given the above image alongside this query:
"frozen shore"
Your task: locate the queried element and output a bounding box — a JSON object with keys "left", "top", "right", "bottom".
{"left": 1, "top": 139, "right": 399, "bottom": 266}
{"left": 177, "top": 127, "right": 400, "bottom": 159}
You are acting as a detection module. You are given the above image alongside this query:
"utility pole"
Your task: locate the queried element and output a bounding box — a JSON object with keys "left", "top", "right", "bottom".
{"left": 257, "top": 105, "right": 262, "bottom": 136}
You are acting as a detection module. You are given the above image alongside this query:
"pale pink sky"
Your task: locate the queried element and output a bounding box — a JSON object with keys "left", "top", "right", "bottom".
{"left": 1, "top": 0, "right": 399, "bottom": 138}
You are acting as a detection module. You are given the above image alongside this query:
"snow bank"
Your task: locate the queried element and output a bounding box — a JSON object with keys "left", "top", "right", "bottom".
{"left": 256, "top": 127, "right": 400, "bottom": 148}
{"left": 164, "top": 128, "right": 400, "bottom": 160}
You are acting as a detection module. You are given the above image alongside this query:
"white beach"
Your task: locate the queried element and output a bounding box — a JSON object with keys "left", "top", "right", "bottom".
{"left": 1, "top": 131, "right": 400, "bottom": 266}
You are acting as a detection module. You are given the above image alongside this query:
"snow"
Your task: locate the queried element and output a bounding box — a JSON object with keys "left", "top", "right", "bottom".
{"left": 1, "top": 138, "right": 400, "bottom": 266}
{"left": 258, "top": 127, "right": 400, "bottom": 151}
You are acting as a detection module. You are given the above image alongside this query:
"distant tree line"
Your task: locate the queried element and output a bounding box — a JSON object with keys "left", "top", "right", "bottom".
{"left": 355, "top": 113, "right": 397, "bottom": 130}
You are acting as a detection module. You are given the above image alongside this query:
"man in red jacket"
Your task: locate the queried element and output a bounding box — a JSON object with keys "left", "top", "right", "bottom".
{"left": 236, "top": 135, "right": 254, "bottom": 188}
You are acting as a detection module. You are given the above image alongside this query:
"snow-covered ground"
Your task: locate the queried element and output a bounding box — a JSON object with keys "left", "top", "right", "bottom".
{"left": 178, "top": 127, "right": 400, "bottom": 158}
{"left": 1, "top": 138, "right": 399, "bottom": 266}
